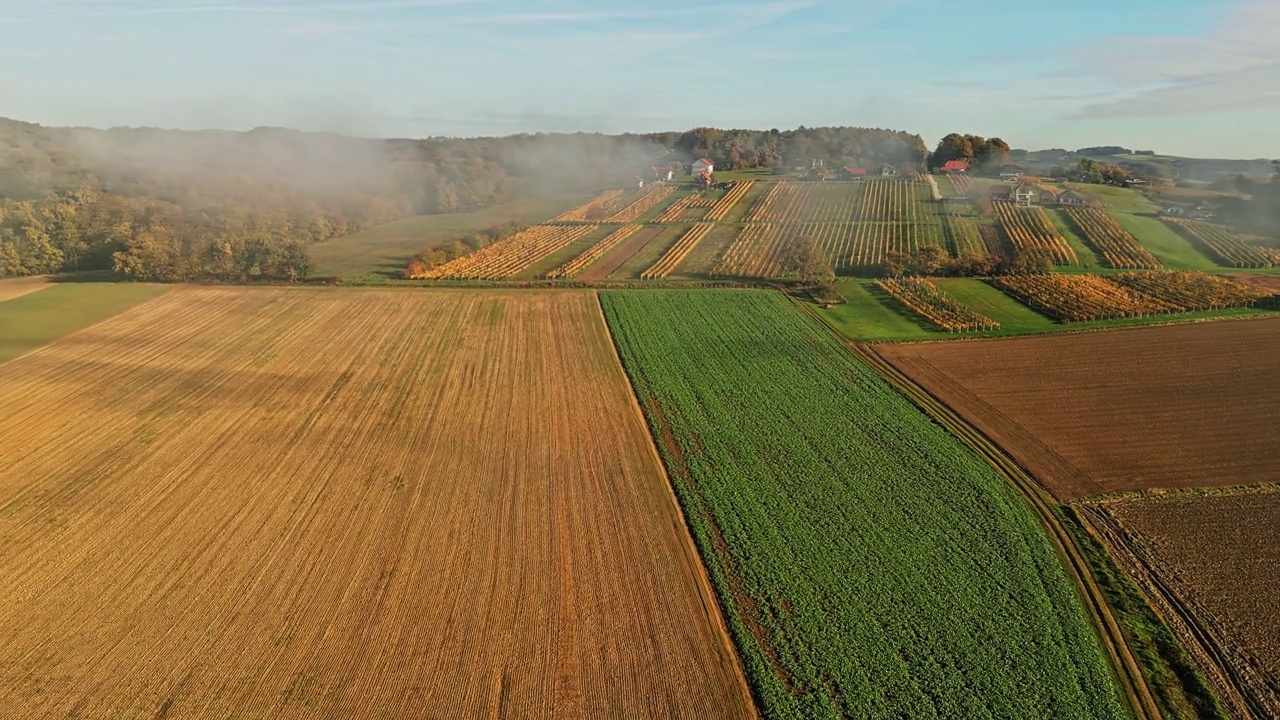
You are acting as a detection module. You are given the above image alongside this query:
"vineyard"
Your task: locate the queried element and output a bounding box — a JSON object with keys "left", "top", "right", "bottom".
{"left": 704, "top": 181, "right": 753, "bottom": 221}
{"left": 746, "top": 182, "right": 866, "bottom": 223}
{"left": 715, "top": 224, "right": 789, "bottom": 277}
{"left": 642, "top": 223, "right": 714, "bottom": 279}
{"left": 602, "top": 184, "right": 675, "bottom": 223}
{"left": 654, "top": 194, "right": 704, "bottom": 222}
{"left": 942, "top": 212, "right": 987, "bottom": 257}
{"left": 1163, "top": 218, "right": 1279, "bottom": 268}
{"left": 546, "top": 224, "right": 642, "bottom": 279}
{"left": 550, "top": 189, "right": 624, "bottom": 222}
{"left": 0, "top": 289, "right": 756, "bottom": 719}
{"left": 418, "top": 224, "right": 599, "bottom": 279}
{"left": 877, "top": 277, "right": 1000, "bottom": 331}
{"left": 948, "top": 173, "right": 975, "bottom": 196}
{"left": 857, "top": 179, "right": 932, "bottom": 222}
{"left": 1109, "top": 271, "right": 1270, "bottom": 310}
{"left": 1063, "top": 208, "right": 1162, "bottom": 269}
{"left": 992, "top": 200, "right": 1078, "bottom": 265}
{"left": 601, "top": 290, "right": 1128, "bottom": 720}
{"left": 991, "top": 273, "right": 1180, "bottom": 321}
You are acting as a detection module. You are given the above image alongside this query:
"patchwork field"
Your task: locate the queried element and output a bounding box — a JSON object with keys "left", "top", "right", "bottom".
{"left": 875, "top": 317, "right": 1280, "bottom": 500}
{"left": 1084, "top": 491, "right": 1280, "bottom": 719}
{"left": 0, "top": 288, "right": 753, "bottom": 719}
{"left": 601, "top": 290, "right": 1128, "bottom": 720}
{"left": 0, "top": 275, "right": 50, "bottom": 302}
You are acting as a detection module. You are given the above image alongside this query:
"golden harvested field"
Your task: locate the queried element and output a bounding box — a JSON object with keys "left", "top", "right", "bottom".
{"left": 875, "top": 317, "right": 1280, "bottom": 500}
{"left": 1084, "top": 491, "right": 1280, "bottom": 719}
{"left": 0, "top": 275, "right": 49, "bottom": 302}
{"left": 0, "top": 288, "right": 753, "bottom": 719}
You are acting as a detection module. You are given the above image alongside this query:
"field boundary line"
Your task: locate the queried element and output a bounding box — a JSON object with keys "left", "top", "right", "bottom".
{"left": 791, "top": 296, "right": 1163, "bottom": 720}
{"left": 0, "top": 284, "right": 171, "bottom": 367}
{"left": 591, "top": 292, "right": 761, "bottom": 719}
{"left": 1080, "top": 502, "right": 1269, "bottom": 719}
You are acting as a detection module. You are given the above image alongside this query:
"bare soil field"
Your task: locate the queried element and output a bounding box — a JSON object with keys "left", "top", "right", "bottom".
{"left": 0, "top": 275, "right": 49, "bottom": 302}
{"left": 1222, "top": 273, "right": 1280, "bottom": 293}
{"left": 578, "top": 226, "right": 666, "bottom": 281}
{"left": 1084, "top": 491, "right": 1280, "bottom": 719}
{"left": 875, "top": 317, "right": 1280, "bottom": 500}
{"left": 0, "top": 287, "right": 753, "bottom": 719}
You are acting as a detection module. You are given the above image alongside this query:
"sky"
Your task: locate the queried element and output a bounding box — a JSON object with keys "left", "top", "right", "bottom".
{"left": 1, "top": 0, "right": 1277, "bottom": 158}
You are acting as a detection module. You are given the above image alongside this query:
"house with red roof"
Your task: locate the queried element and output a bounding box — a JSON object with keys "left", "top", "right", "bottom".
{"left": 839, "top": 166, "right": 868, "bottom": 181}
{"left": 692, "top": 158, "right": 715, "bottom": 175}
{"left": 940, "top": 160, "right": 968, "bottom": 173}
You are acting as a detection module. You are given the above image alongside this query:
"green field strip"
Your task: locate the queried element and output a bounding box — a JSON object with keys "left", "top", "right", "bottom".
{"left": 1108, "top": 213, "right": 1221, "bottom": 271}
{"left": 0, "top": 283, "right": 169, "bottom": 363}
{"left": 601, "top": 290, "right": 1130, "bottom": 720}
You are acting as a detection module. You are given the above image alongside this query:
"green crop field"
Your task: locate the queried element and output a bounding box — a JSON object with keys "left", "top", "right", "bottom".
{"left": 601, "top": 289, "right": 1129, "bottom": 720}
{"left": 0, "top": 283, "right": 168, "bottom": 363}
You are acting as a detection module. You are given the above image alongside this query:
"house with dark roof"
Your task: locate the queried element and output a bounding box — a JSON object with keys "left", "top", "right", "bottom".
{"left": 839, "top": 166, "right": 868, "bottom": 181}
{"left": 1055, "top": 190, "right": 1089, "bottom": 207}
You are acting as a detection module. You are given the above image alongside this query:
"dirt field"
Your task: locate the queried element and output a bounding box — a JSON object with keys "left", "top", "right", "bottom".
{"left": 875, "top": 317, "right": 1280, "bottom": 500}
{"left": 1084, "top": 491, "right": 1280, "bottom": 719}
{"left": 1222, "top": 273, "right": 1280, "bottom": 293}
{"left": 578, "top": 226, "right": 665, "bottom": 281}
{"left": 0, "top": 288, "right": 753, "bottom": 719}
{"left": 0, "top": 275, "right": 49, "bottom": 302}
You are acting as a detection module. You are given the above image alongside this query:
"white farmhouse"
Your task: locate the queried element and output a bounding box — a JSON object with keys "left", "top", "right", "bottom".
{"left": 692, "top": 158, "right": 715, "bottom": 176}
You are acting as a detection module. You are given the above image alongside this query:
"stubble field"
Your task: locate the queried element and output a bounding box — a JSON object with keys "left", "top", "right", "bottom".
{"left": 875, "top": 317, "right": 1280, "bottom": 500}
{"left": 0, "top": 288, "right": 753, "bottom": 719}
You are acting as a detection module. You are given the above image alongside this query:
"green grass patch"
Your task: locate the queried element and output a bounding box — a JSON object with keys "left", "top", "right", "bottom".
{"left": 0, "top": 283, "right": 167, "bottom": 363}
{"left": 1044, "top": 209, "right": 1103, "bottom": 268}
{"left": 1109, "top": 212, "right": 1221, "bottom": 271}
{"left": 307, "top": 191, "right": 596, "bottom": 280}
{"left": 601, "top": 290, "right": 1129, "bottom": 720}
{"left": 1079, "top": 185, "right": 1160, "bottom": 214}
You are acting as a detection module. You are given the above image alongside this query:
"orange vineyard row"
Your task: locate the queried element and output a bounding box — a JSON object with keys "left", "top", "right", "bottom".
{"left": 642, "top": 224, "right": 714, "bottom": 279}
{"left": 550, "top": 190, "right": 624, "bottom": 222}
{"left": 992, "top": 200, "right": 1077, "bottom": 265}
{"left": 992, "top": 273, "right": 1179, "bottom": 322}
{"left": 546, "top": 225, "right": 643, "bottom": 279}
{"left": 1109, "top": 271, "right": 1270, "bottom": 310}
{"left": 654, "top": 194, "right": 701, "bottom": 222}
{"left": 877, "top": 277, "right": 1000, "bottom": 332}
{"left": 704, "top": 181, "right": 754, "bottom": 221}
{"left": 1063, "top": 208, "right": 1160, "bottom": 269}
{"left": 1163, "top": 218, "right": 1278, "bottom": 268}
{"left": 602, "top": 185, "right": 675, "bottom": 223}
{"left": 420, "top": 224, "right": 599, "bottom": 279}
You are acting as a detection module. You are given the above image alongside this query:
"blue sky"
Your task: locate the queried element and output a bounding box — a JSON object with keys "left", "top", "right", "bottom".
{"left": 2, "top": 0, "right": 1277, "bottom": 157}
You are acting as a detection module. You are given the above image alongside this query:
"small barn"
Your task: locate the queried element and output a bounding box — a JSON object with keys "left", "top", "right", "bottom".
{"left": 839, "top": 166, "right": 868, "bottom": 181}
{"left": 880, "top": 164, "right": 898, "bottom": 177}
{"left": 692, "top": 158, "right": 715, "bottom": 176}
{"left": 940, "top": 160, "right": 968, "bottom": 173}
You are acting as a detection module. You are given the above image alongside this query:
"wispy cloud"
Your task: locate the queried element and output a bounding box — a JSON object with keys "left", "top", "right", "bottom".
{"left": 6, "top": 0, "right": 488, "bottom": 18}
{"left": 1061, "top": 0, "right": 1280, "bottom": 119}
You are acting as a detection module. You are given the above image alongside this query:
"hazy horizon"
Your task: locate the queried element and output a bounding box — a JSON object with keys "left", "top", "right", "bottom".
{"left": 3, "top": 0, "right": 1278, "bottom": 159}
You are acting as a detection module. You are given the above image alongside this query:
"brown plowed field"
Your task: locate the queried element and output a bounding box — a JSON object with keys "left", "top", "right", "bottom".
{"left": 1222, "top": 273, "right": 1280, "bottom": 293}
{"left": 578, "top": 226, "right": 665, "bottom": 281}
{"left": 0, "top": 275, "right": 49, "bottom": 302}
{"left": 1084, "top": 491, "right": 1280, "bottom": 719}
{"left": 0, "top": 287, "right": 754, "bottom": 719}
{"left": 875, "top": 317, "right": 1280, "bottom": 501}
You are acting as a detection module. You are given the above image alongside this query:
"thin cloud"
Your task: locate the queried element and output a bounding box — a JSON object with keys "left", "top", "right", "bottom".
{"left": 8, "top": 0, "right": 489, "bottom": 18}
{"left": 1061, "top": 0, "right": 1280, "bottom": 119}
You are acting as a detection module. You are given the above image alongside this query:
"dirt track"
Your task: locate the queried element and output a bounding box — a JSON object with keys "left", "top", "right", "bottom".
{"left": 578, "top": 226, "right": 665, "bottom": 281}
{"left": 876, "top": 317, "right": 1280, "bottom": 500}
{"left": 1085, "top": 491, "right": 1280, "bottom": 719}
{"left": 0, "top": 287, "right": 754, "bottom": 719}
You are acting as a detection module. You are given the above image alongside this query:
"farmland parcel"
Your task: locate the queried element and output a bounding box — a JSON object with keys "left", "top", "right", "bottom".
{"left": 0, "top": 288, "right": 753, "bottom": 719}
{"left": 601, "top": 290, "right": 1128, "bottom": 720}
{"left": 1085, "top": 491, "right": 1280, "bottom": 719}
{"left": 875, "top": 318, "right": 1280, "bottom": 501}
